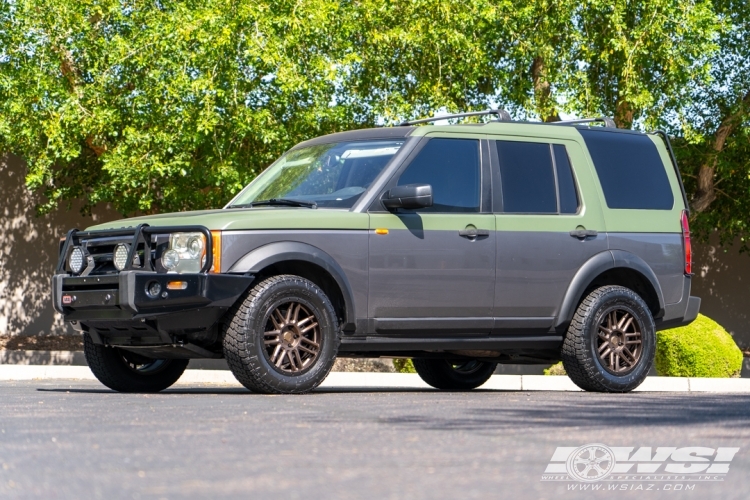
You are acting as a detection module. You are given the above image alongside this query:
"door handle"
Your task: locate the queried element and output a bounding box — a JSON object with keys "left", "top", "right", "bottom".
{"left": 570, "top": 229, "right": 598, "bottom": 239}
{"left": 459, "top": 227, "right": 490, "bottom": 239}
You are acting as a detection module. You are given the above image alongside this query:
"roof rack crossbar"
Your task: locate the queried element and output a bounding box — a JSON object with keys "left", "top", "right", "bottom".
{"left": 548, "top": 117, "right": 617, "bottom": 128}
{"left": 399, "top": 109, "right": 512, "bottom": 126}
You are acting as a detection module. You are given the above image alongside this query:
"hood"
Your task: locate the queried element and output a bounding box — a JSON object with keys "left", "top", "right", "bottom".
{"left": 85, "top": 207, "right": 369, "bottom": 232}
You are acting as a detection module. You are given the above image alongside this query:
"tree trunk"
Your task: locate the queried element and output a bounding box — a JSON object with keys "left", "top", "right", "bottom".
{"left": 614, "top": 99, "right": 634, "bottom": 129}
{"left": 530, "top": 56, "right": 560, "bottom": 123}
{"left": 692, "top": 91, "right": 750, "bottom": 213}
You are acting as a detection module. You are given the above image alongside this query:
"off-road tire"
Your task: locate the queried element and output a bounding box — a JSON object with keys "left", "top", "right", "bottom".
{"left": 83, "top": 333, "right": 189, "bottom": 392}
{"left": 561, "top": 285, "right": 655, "bottom": 393}
{"left": 223, "top": 275, "right": 340, "bottom": 394}
{"left": 412, "top": 359, "right": 497, "bottom": 390}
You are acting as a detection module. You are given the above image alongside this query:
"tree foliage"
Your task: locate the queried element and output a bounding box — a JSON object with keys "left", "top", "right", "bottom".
{"left": 0, "top": 0, "right": 747, "bottom": 249}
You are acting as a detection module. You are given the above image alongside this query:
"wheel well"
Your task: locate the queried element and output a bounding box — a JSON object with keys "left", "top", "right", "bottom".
{"left": 582, "top": 267, "right": 661, "bottom": 317}
{"left": 253, "top": 260, "right": 347, "bottom": 326}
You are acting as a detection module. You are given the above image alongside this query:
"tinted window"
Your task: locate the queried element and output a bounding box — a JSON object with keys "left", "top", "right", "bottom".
{"left": 554, "top": 145, "right": 579, "bottom": 214}
{"left": 496, "top": 141, "right": 557, "bottom": 213}
{"left": 580, "top": 130, "right": 674, "bottom": 210}
{"left": 397, "top": 138, "right": 480, "bottom": 212}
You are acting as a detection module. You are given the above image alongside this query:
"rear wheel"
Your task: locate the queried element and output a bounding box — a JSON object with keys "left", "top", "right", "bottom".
{"left": 413, "top": 359, "right": 497, "bottom": 390}
{"left": 561, "top": 285, "right": 655, "bottom": 392}
{"left": 83, "top": 334, "right": 189, "bottom": 392}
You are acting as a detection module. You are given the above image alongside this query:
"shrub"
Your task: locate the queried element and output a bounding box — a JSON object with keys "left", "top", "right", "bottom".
{"left": 393, "top": 358, "right": 416, "bottom": 373}
{"left": 656, "top": 314, "right": 743, "bottom": 378}
{"left": 544, "top": 362, "right": 567, "bottom": 376}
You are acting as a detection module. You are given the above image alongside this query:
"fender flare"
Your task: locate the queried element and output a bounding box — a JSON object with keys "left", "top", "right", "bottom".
{"left": 227, "top": 241, "right": 356, "bottom": 327}
{"left": 555, "top": 250, "right": 666, "bottom": 328}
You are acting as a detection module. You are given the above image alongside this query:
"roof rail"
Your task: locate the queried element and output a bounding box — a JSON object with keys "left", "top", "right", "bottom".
{"left": 548, "top": 117, "right": 617, "bottom": 128}
{"left": 399, "top": 109, "right": 512, "bottom": 126}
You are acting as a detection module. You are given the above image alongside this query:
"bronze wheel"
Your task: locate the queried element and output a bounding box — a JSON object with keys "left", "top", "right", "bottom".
{"left": 596, "top": 308, "right": 643, "bottom": 375}
{"left": 223, "top": 275, "right": 340, "bottom": 394}
{"left": 264, "top": 301, "right": 321, "bottom": 374}
{"left": 561, "top": 285, "right": 655, "bottom": 393}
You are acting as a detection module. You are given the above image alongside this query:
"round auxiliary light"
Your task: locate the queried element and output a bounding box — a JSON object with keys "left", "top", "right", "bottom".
{"left": 68, "top": 247, "right": 85, "bottom": 274}
{"left": 113, "top": 243, "right": 130, "bottom": 271}
{"left": 146, "top": 281, "right": 162, "bottom": 298}
{"left": 162, "top": 249, "right": 180, "bottom": 270}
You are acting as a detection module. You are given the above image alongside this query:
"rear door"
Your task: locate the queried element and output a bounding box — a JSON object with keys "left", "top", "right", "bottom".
{"left": 367, "top": 136, "right": 496, "bottom": 335}
{"left": 490, "top": 137, "right": 607, "bottom": 330}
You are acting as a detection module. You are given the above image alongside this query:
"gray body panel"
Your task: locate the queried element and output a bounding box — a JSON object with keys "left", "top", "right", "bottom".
{"left": 223, "top": 230, "right": 369, "bottom": 323}
{"left": 607, "top": 233, "right": 685, "bottom": 305}
{"left": 367, "top": 215, "right": 496, "bottom": 323}
{"left": 494, "top": 231, "right": 608, "bottom": 318}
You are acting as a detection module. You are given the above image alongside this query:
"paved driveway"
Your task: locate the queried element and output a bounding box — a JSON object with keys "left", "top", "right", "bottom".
{"left": 1, "top": 380, "right": 749, "bottom": 499}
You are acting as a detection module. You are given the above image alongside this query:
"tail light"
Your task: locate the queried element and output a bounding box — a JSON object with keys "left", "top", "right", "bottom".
{"left": 681, "top": 210, "right": 692, "bottom": 275}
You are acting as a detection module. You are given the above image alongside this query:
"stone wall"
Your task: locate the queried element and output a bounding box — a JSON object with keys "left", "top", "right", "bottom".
{"left": 0, "top": 154, "right": 119, "bottom": 337}
{"left": 1, "top": 152, "right": 748, "bottom": 347}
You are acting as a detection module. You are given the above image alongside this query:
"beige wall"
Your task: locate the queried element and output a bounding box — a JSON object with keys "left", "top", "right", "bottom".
{"left": 0, "top": 154, "right": 119, "bottom": 337}
{"left": 692, "top": 235, "right": 750, "bottom": 348}
{"left": 2, "top": 153, "right": 749, "bottom": 346}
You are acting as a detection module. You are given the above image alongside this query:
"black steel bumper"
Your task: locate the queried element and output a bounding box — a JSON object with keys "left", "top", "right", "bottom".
{"left": 53, "top": 271, "right": 254, "bottom": 332}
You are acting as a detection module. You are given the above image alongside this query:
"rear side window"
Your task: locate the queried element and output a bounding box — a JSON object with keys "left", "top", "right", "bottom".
{"left": 579, "top": 130, "right": 674, "bottom": 210}
{"left": 495, "top": 141, "right": 580, "bottom": 214}
{"left": 554, "top": 145, "right": 579, "bottom": 214}
{"left": 397, "top": 138, "right": 480, "bottom": 212}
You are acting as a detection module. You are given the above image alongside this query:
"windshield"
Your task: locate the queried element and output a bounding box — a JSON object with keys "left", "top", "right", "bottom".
{"left": 228, "top": 140, "right": 405, "bottom": 209}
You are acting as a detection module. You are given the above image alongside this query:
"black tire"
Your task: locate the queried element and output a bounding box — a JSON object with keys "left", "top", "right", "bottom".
{"left": 412, "top": 359, "right": 497, "bottom": 390}
{"left": 223, "top": 275, "right": 340, "bottom": 394}
{"left": 561, "top": 285, "right": 655, "bottom": 393}
{"left": 83, "top": 333, "right": 189, "bottom": 392}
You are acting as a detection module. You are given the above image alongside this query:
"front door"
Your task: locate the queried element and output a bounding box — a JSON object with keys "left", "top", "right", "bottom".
{"left": 368, "top": 137, "right": 496, "bottom": 335}
{"left": 491, "top": 138, "right": 607, "bottom": 329}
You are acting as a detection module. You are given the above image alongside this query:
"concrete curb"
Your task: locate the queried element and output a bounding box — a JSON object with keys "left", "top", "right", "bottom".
{"left": 1, "top": 365, "right": 750, "bottom": 392}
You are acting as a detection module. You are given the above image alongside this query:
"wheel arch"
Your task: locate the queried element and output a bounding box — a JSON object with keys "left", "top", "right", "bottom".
{"left": 227, "top": 241, "right": 356, "bottom": 331}
{"left": 555, "top": 250, "right": 666, "bottom": 329}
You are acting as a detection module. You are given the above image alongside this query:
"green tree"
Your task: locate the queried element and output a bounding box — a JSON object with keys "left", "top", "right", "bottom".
{"left": 1, "top": 0, "right": 741, "bottom": 248}
{"left": 0, "top": 0, "right": 361, "bottom": 214}
{"left": 672, "top": 0, "right": 750, "bottom": 248}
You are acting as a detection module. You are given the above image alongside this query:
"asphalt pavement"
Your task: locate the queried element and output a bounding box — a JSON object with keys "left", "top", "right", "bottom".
{"left": 1, "top": 380, "right": 749, "bottom": 499}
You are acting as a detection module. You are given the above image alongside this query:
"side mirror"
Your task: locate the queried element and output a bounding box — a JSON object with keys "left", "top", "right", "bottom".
{"left": 382, "top": 184, "right": 433, "bottom": 210}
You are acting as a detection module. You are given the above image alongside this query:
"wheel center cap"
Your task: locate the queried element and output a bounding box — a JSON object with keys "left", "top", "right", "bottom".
{"left": 283, "top": 330, "right": 296, "bottom": 344}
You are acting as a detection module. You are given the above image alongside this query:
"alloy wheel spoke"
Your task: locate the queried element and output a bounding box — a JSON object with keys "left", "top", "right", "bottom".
{"left": 617, "top": 312, "right": 631, "bottom": 330}
{"left": 297, "top": 315, "right": 313, "bottom": 327}
{"left": 301, "top": 322, "right": 318, "bottom": 334}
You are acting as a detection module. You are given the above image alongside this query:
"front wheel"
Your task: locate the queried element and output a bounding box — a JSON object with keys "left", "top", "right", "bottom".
{"left": 83, "top": 334, "right": 189, "bottom": 392}
{"left": 561, "top": 285, "right": 655, "bottom": 392}
{"left": 223, "top": 275, "right": 340, "bottom": 394}
{"left": 413, "top": 359, "right": 497, "bottom": 390}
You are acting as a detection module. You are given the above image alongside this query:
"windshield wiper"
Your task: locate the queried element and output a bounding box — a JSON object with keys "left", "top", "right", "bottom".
{"left": 228, "top": 198, "right": 317, "bottom": 209}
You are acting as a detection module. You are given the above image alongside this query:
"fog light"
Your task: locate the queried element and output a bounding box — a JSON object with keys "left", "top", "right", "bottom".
{"left": 146, "top": 281, "right": 162, "bottom": 298}
{"left": 69, "top": 247, "right": 84, "bottom": 274}
{"left": 167, "top": 281, "right": 188, "bottom": 290}
{"left": 113, "top": 243, "right": 130, "bottom": 271}
{"left": 162, "top": 249, "right": 179, "bottom": 270}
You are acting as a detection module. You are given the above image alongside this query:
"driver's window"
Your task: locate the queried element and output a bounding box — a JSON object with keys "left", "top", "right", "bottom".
{"left": 397, "top": 138, "right": 480, "bottom": 213}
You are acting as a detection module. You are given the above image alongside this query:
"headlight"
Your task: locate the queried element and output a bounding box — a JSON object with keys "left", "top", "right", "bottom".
{"left": 69, "top": 247, "right": 84, "bottom": 274}
{"left": 162, "top": 232, "right": 206, "bottom": 273}
{"left": 113, "top": 243, "right": 130, "bottom": 271}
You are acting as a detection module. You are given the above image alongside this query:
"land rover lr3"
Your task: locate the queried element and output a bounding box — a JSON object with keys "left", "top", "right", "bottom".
{"left": 52, "top": 110, "right": 700, "bottom": 394}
